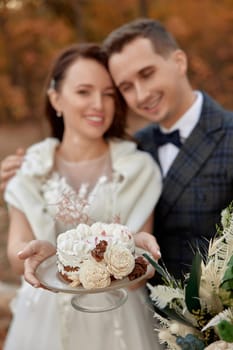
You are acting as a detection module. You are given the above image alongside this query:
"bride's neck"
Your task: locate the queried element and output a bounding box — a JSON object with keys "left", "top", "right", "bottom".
{"left": 57, "top": 136, "right": 109, "bottom": 162}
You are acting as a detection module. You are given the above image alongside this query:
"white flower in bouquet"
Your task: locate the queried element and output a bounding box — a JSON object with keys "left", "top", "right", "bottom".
{"left": 144, "top": 202, "right": 233, "bottom": 350}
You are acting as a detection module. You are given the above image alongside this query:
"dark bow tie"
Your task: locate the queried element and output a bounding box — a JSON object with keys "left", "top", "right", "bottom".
{"left": 153, "top": 128, "right": 182, "bottom": 148}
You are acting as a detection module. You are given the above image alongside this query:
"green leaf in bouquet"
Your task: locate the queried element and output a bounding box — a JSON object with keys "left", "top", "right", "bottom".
{"left": 221, "top": 255, "right": 233, "bottom": 292}
{"left": 143, "top": 253, "right": 177, "bottom": 286}
{"left": 185, "top": 253, "right": 202, "bottom": 313}
{"left": 218, "top": 289, "right": 233, "bottom": 307}
{"left": 221, "top": 280, "right": 233, "bottom": 291}
{"left": 143, "top": 253, "right": 168, "bottom": 280}
{"left": 217, "top": 320, "right": 233, "bottom": 342}
{"left": 153, "top": 304, "right": 195, "bottom": 327}
{"left": 225, "top": 255, "right": 233, "bottom": 271}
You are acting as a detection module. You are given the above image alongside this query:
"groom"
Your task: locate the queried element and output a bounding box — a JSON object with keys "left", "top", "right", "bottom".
{"left": 103, "top": 18, "right": 233, "bottom": 279}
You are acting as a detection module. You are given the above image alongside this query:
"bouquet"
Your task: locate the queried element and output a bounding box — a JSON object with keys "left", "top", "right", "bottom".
{"left": 144, "top": 203, "right": 233, "bottom": 350}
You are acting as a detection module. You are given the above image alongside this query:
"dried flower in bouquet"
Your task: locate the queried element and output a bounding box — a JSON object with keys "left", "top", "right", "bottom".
{"left": 144, "top": 202, "right": 233, "bottom": 350}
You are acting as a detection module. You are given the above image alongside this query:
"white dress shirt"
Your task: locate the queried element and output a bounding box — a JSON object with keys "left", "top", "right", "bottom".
{"left": 158, "top": 91, "right": 203, "bottom": 177}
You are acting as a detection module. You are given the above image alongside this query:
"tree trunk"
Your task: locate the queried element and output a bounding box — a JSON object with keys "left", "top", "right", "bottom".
{"left": 69, "top": 0, "right": 87, "bottom": 40}
{"left": 138, "top": 0, "right": 149, "bottom": 17}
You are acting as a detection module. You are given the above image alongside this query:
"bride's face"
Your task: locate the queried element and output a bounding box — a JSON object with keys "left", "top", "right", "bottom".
{"left": 51, "top": 58, "right": 116, "bottom": 141}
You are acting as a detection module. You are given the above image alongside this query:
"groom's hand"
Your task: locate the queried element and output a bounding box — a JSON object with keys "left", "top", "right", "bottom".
{"left": 0, "top": 148, "right": 25, "bottom": 191}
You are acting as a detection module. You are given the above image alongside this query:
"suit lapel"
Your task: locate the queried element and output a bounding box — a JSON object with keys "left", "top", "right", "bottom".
{"left": 160, "top": 93, "right": 225, "bottom": 218}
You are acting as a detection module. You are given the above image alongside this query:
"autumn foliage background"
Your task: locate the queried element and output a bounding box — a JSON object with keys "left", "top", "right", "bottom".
{"left": 0, "top": 0, "right": 232, "bottom": 347}
{"left": 0, "top": 0, "right": 232, "bottom": 126}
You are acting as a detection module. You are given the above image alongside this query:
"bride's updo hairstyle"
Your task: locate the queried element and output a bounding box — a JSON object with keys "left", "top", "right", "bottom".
{"left": 44, "top": 43, "right": 128, "bottom": 141}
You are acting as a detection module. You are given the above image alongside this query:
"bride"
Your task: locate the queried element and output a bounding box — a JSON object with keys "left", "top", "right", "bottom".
{"left": 3, "top": 43, "right": 162, "bottom": 350}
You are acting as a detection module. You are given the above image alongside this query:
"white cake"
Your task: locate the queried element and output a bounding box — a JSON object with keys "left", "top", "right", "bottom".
{"left": 57, "top": 222, "right": 147, "bottom": 289}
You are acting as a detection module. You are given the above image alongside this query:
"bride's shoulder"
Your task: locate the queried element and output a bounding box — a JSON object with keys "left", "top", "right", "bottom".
{"left": 110, "top": 139, "right": 157, "bottom": 167}
{"left": 19, "top": 137, "right": 59, "bottom": 177}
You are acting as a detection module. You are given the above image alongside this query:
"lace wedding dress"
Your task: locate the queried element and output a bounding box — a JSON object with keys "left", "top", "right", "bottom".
{"left": 4, "top": 138, "right": 162, "bottom": 350}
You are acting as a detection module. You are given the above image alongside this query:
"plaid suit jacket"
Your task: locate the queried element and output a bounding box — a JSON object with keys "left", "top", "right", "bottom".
{"left": 136, "top": 92, "right": 233, "bottom": 279}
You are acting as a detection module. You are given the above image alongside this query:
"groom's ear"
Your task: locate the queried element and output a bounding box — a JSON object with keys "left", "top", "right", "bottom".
{"left": 172, "top": 49, "right": 188, "bottom": 75}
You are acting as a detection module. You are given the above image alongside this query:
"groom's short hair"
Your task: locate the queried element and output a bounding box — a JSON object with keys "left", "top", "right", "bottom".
{"left": 103, "top": 18, "right": 179, "bottom": 58}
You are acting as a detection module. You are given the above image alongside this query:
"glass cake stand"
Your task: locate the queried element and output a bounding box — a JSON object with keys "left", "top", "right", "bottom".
{"left": 35, "top": 249, "right": 152, "bottom": 313}
{"left": 71, "top": 289, "right": 128, "bottom": 313}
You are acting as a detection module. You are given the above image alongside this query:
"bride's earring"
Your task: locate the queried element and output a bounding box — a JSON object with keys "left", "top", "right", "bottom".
{"left": 56, "top": 111, "right": 63, "bottom": 118}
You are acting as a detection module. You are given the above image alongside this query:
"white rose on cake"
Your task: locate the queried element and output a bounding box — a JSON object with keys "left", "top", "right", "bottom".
{"left": 104, "top": 245, "right": 135, "bottom": 279}
{"left": 79, "top": 260, "right": 111, "bottom": 289}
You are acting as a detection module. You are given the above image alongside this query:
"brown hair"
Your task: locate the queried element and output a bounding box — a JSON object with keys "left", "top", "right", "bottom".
{"left": 44, "top": 43, "right": 128, "bottom": 141}
{"left": 103, "top": 18, "right": 179, "bottom": 58}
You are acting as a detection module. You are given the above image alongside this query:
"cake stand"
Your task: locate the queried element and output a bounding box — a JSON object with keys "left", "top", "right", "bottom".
{"left": 35, "top": 249, "right": 152, "bottom": 313}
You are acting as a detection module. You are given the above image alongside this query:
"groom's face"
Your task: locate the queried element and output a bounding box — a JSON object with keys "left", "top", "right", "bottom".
{"left": 108, "top": 37, "right": 187, "bottom": 129}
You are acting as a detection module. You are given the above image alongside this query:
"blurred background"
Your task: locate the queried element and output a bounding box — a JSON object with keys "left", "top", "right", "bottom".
{"left": 0, "top": 0, "right": 232, "bottom": 347}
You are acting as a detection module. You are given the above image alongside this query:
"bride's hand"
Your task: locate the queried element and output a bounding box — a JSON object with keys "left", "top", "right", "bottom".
{"left": 18, "top": 240, "right": 56, "bottom": 288}
{"left": 134, "top": 231, "right": 161, "bottom": 261}
{"left": 0, "top": 148, "right": 25, "bottom": 191}
{"left": 128, "top": 232, "right": 160, "bottom": 291}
